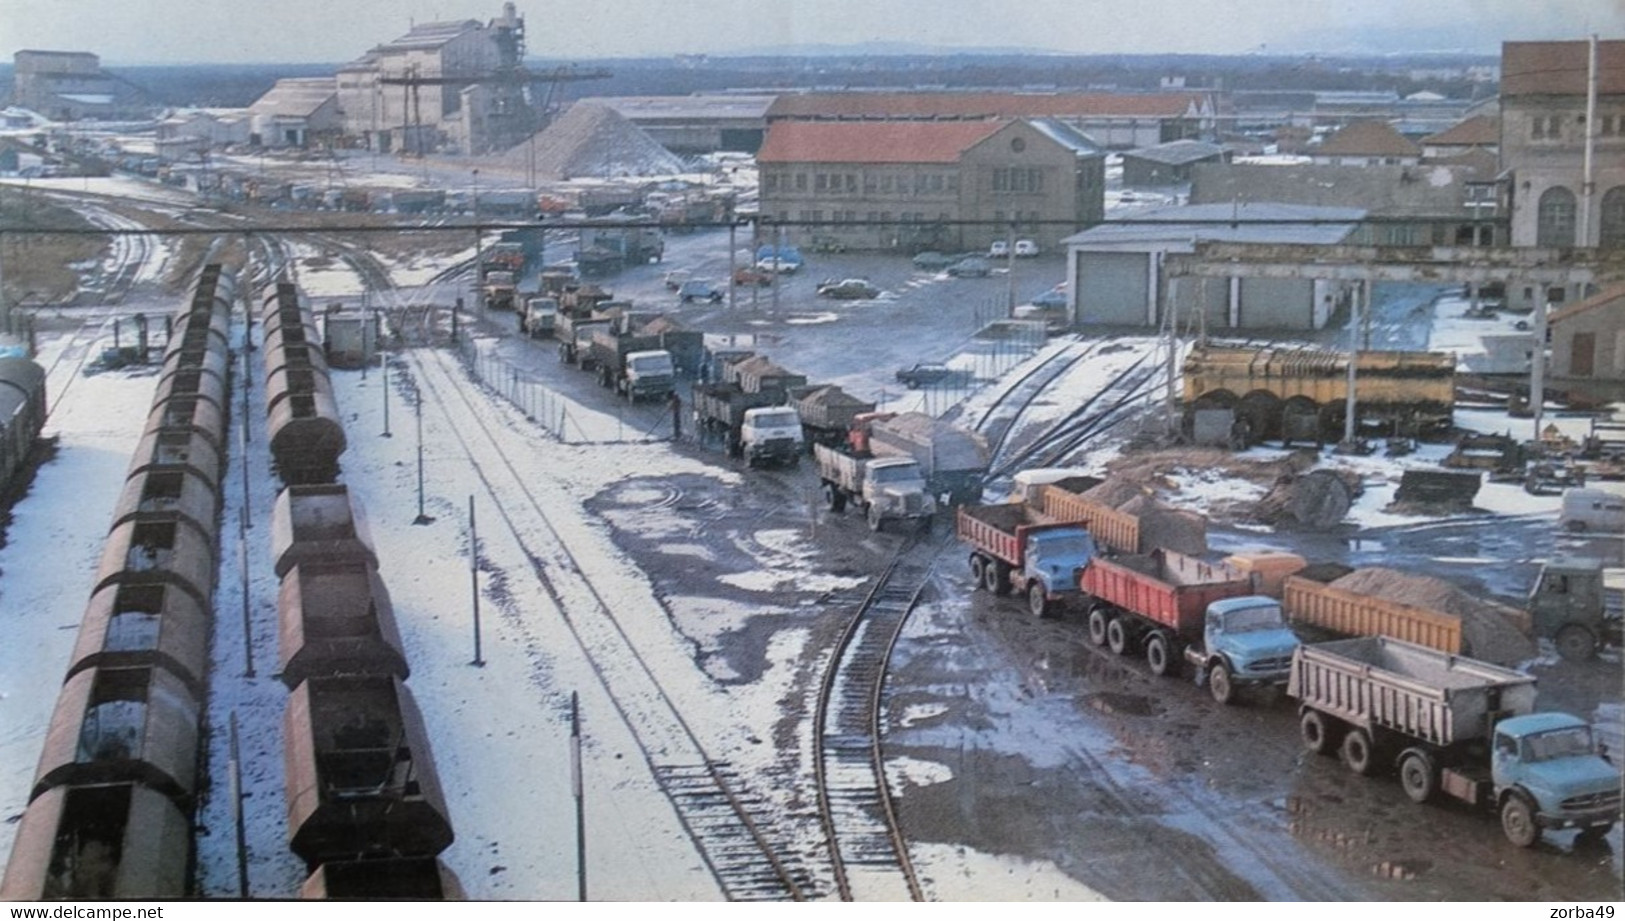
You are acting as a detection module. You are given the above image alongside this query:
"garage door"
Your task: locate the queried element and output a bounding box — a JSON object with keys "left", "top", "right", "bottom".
{"left": 1076, "top": 252, "right": 1150, "bottom": 325}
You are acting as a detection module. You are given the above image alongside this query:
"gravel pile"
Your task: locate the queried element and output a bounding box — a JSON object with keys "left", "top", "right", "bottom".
{"left": 504, "top": 102, "right": 686, "bottom": 180}
{"left": 1079, "top": 476, "right": 1208, "bottom": 555}
{"left": 1329, "top": 567, "right": 1536, "bottom": 665}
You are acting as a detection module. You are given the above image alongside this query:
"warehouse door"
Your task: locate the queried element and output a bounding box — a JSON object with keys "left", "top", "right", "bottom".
{"left": 1571, "top": 331, "right": 1596, "bottom": 377}
{"left": 1076, "top": 252, "right": 1150, "bottom": 325}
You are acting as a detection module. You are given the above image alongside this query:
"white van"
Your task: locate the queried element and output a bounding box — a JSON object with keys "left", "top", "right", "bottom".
{"left": 1559, "top": 486, "right": 1625, "bottom": 533}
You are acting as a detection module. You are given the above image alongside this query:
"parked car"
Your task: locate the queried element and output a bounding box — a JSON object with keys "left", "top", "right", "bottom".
{"left": 912, "top": 251, "right": 954, "bottom": 270}
{"left": 1012, "top": 303, "right": 1069, "bottom": 334}
{"left": 988, "top": 240, "right": 1010, "bottom": 258}
{"left": 663, "top": 269, "right": 691, "bottom": 290}
{"left": 1030, "top": 285, "right": 1068, "bottom": 310}
{"left": 816, "top": 278, "right": 881, "bottom": 300}
{"left": 733, "top": 266, "right": 773, "bottom": 287}
{"left": 947, "top": 257, "right": 992, "bottom": 278}
{"left": 895, "top": 362, "right": 971, "bottom": 389}
{"left": 677, "top": 279, "right": 724, "bottom": 303}
{"left": 1014, "top": 239, "right": 1040, "bottom": 257}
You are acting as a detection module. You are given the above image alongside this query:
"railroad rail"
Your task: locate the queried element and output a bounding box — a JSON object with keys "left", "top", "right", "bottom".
{"left": 407, "top": 347, "right": 816, "bottom": 900}
{"left": 813, "top": 550, "right": 932, "bottom": 901}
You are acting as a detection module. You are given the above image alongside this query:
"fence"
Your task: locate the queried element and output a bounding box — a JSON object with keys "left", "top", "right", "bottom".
{"left": 452, "top": 335, "right": 674, "bottom": 445}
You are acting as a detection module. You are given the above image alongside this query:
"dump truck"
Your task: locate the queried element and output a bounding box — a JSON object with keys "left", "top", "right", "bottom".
{"left": 859, "top": 411, "right": 989, "bottom": 506}
{"left": 520, "top": 296, "right": 557, "bottom": 338}
{"left": 791, "top": 385, "right": 876, "bottom": 450}
{"left": 480, "top": 269, "right": 517, "bottom": 311}
{"left": 636, "top": 316, "right": 705, "bottom": 376}
{"left": 557, "top": 316, "right": 611, "bottom": 366}
{"left": 574, "top": 225, "right": 665, "bottom": 277}
{"left": 481, "top": 241, "right": 526, "bottom": 275}
{"left": 588, "top": 327, "right": 674, "bottom": 402}
{"left": 957, "top": 503, "right": 1096, "bottom": 618}
{"left": 814, "top": 443, "right": 935, "bottom": 532}
{"left": 693, "top": 383, "right": 802, "bottom": 466}
{"left": 1080, "top": 550, "right": 1299, "bottom": 704}
{"left": 1282, "top": 574, "right": 1466, "bottom": 655}
{"left": 1288, "top": 636, "right": 1621, "bottom": 847}
{"left": 1527, "top": 557, "right": 1625, "bottom": 661}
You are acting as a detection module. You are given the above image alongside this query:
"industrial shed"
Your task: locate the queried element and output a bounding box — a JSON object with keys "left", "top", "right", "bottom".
{"left": 1549, "top": 285, "right": 1625, "bottom": 385}
{"left": 1120, "top": 140, "right": 1229, "bottom": 186}
{"left": 1061, "top": 203, "right": 1362, "bottom": 330}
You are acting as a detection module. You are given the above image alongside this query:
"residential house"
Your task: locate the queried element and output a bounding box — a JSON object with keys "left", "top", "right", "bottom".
{"left": 1310, "top": 120, "right": 1421, "bottom": 167}
{"left": 756, "top": 118, "right": 1105, "bottom": 253}
{"left": 1420, "top": 115, "right": 1499, "bottom": 161}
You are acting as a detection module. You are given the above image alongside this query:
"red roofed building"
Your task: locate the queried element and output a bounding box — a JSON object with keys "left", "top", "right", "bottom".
{"left": 1421, "top": 115, "right": 1500, "bottom": 161}
{"left": 1499, "top": 40, "right": 1625, "bottom": 272}
{"left": 1310, "top": 120, "right": 1422, "bottom": 167}
{"left": 757, "top": 118, "right": 1105, "bottom": 252}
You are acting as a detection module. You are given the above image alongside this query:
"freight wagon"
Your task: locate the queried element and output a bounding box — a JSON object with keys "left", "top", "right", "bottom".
{"left": 1182, "top": 346, "right": 1455, "bottom": 443}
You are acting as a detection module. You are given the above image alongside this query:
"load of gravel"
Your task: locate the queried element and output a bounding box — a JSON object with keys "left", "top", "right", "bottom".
{"left": 1328, "top": 567, "right": 1536, "bottom": 665}
{"left": 503, "top": 102, "right": 686, "bottom": 180}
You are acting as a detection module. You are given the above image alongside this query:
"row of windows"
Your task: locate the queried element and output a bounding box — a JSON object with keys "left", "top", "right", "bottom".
{"left": 1530, "top": 112, "right": 1625, "bottom": 141}
{"left": 762, "top": 171, "right": 958, "bottom": 195}
{"left": 787, "top": 210, "right": 950, "bottom": 224}
{"left": 1536, "top": 185, "right": 1625, "bottom": 247}
{"left": 991, "top": 168, "right": 1046, "bottom": 193}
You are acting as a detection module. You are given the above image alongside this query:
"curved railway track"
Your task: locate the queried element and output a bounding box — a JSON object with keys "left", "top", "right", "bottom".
{"left": 406, "top": 347, "right": 816, "bottom": 901}
{"left": 988, "top": 351, "right": 1160, "bottom": 479}
{"left": 977, "top": 341, "right": 1106, "bottom": 468}
{"left": 813, "top": 548, "right": 934, "bottom": 901}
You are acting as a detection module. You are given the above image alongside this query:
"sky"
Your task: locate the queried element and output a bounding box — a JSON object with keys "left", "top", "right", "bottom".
{"left": 0, "top": 0, "right": 1620, "bottom": 65}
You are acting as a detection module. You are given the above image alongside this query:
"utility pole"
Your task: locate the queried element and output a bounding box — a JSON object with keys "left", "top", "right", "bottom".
{"left": 1579, "top": 34, "right": 1599, "bottom": 248}
{"left": 471, "top": 169, "right": 482, "bottom": 313}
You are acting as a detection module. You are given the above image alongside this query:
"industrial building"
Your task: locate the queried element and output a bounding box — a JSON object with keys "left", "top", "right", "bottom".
{"left": 756, "top": 117, "right": 1105, "bottom": 252}
{"left": 8, "top": 50, "right": 148, "bottom": 121}
{"left": 765, "top": 91, "right": 1217, "bottom": 150}
{"left": 247, "top": 78, "right": 343, "bottom": 148}
{"left": 1060, "top": 203, "right": 1363, "bottom": 330}
{"left": 581, "top": 95, "right": 776, "bottom": 155}
{"left": 1120, "top": 140, "right": 1229, "bottom": 186}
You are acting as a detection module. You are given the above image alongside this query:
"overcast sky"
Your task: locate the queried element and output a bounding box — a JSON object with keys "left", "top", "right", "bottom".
{"left": 1, "top": 0, "right": 1619, "bottom": 64}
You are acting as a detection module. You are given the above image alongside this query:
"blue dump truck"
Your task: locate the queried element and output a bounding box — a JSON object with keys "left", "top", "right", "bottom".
{"left": 1290, "top": 636, "right": 1621, "bottom": 847}
{"left": 1080, "top": 549, "right": 1300, "bottom": 705}
{"left": 957, "top": 503, "right": 1096, "bottom": 619}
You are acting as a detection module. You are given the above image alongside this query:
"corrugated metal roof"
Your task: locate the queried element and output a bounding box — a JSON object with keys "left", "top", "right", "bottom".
{"left": 1421, "top": 115, "right": 1499, "bottom": 146}
{"left": 1028, "top": 118, "right": 1105, "bottom": 156}
{"left": 1502, "top": 40, "right": 1625, "bottom": 97}
{"left": 379, "top": 19, "right": 482, "bottom": 51}
{"left": 757, "top": 120, "right": 1005, "bottom": 164}
{"left": 251, "top": 78, "right": 337, "bottom": 118}
{"left": 1123, "top": 139, "right": 1226, "bottom": 166}
{"left": 766, "top": 91, "right": 1206, "bottom": 120}
{"left": 1062, "top": 202, "right": 1364, "bottom": 248}
{"left": 1316, "top": 120, "right": 1421, "bottom": 157}
{"left": 581, "top": 95, "right": 778, "bottom": 121}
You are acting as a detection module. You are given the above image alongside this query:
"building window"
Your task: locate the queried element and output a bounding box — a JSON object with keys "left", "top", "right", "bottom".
{"left": 1532, "top": 114, "right": 1563, "bottom": 141}
{"left": 1601, "top": 186, "right": 1625, "bottom": 249}
{"left": 794, "top": 173, "right": 807, "bottom": 192}
{"left": 1601, "top": 114, "right": 1617, "bottom": 137}
{"left": 1537, "top": 186, "right": 1578, "bottom": 247}
{"left": 845, "top": 174, "right": 857, "bottom": 194}
{"left": 815, "top": 173, "right": 828, "bottom": 193}
{"left": 864, "top": 174, "right": 877, "bottom": 194}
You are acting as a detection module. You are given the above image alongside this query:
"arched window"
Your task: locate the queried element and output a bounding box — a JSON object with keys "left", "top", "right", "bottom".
{"left": 1600, "top": 186, "right": 1625, "bottom": 249}
{"left": 1537, "top": 186, "right": 1577, "bottom": 247}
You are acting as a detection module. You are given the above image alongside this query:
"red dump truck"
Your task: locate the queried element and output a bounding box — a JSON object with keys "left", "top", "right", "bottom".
{"left": 1079, "top": 549, "right": 1300, "bottom": 704}
{"left": 957, "top": 504, "right": 1096, "bottom": 618}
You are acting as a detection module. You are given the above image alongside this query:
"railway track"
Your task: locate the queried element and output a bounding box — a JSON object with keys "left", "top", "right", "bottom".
{"left": 988, "top": 349, "right": 1160, "bottom": 478}
{"left": 814, "top": 548, "right": 932, "bottom": 901}
{"left": 406, "top": 347, "right": 817, "bottom": 900}
{"left": 977, "top": 341, "right": 1105, "bottom": 468}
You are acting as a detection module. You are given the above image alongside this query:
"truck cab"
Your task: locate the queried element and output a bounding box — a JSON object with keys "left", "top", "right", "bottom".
{"left": 1529, "top": 557, "right": 1623, "bottom": 660}
{"left": 482, "top": 270, "right": 517, "bottom": 310}
{"left": 1491, "top": 712, "right": 1621, "bottom": 846}
{"left": 1189, "top": 596, "right": 1300, "bottom": 703}
{"left": 1022, "top": 527, "right": 1095, "bottom": 612}
{"left": 623, "top": 350, "right": 674, "bottom": 401}
{"left": 862, "top": 457, "right": 935, "bottom": 531}
{"left": 740, "top": 406, "right": 804, "bottom": 468}
{"left": 522, "top": 297, "right": 557, "bottom": 338}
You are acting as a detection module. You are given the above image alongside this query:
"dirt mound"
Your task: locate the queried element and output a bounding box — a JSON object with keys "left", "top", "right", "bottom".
{"left": 1329, "top": 567, "right": 1536, "bottom": 665}
{"left": 503, "top": 102, "right": 686, "bottom": 180}
{"left": 1081, "top": 476, "right": 1149, "bottom": 510}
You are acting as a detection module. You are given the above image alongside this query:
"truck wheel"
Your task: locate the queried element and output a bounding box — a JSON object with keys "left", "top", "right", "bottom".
{"left": 1087, "top": 607, "right": 1109, "bottom": 646}
{"left": 867, "top": 504, "right": 884, "bottom": 532}
{"left": 1300, "top": 710, "right": 1341, "bottom": 756}
{"left": 1028, "top": 583, "right": 1051, "bottom": 619}
{"left": 1555, "top": 624, "right": 1597, "bottom": 662}
{"left": 982, "top": 560, "right": 1002, "bottom": 593}
{"left": 1145, "top": 633, "right": 1177, "bottom": 677}
{"left": 969, "top": 554, "right": 987, "bottom": 590}
{"left": 1208, "top": 660, "right": 1235, "bottom": 705}
{"left": 1500, "top": 793, "right": 1540, "bottom": 848}
{"left": 824, "top": 483, "right": 845, "bottom": 513}
{"left": 1106, "top": 617, "right": 1131, "bottom": 656}
{"left": 1340, "top": 728, "right": 1376, "bottom": 775}
{"left": 1398, "top": 750, "right": 1437, "bottom": 804}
